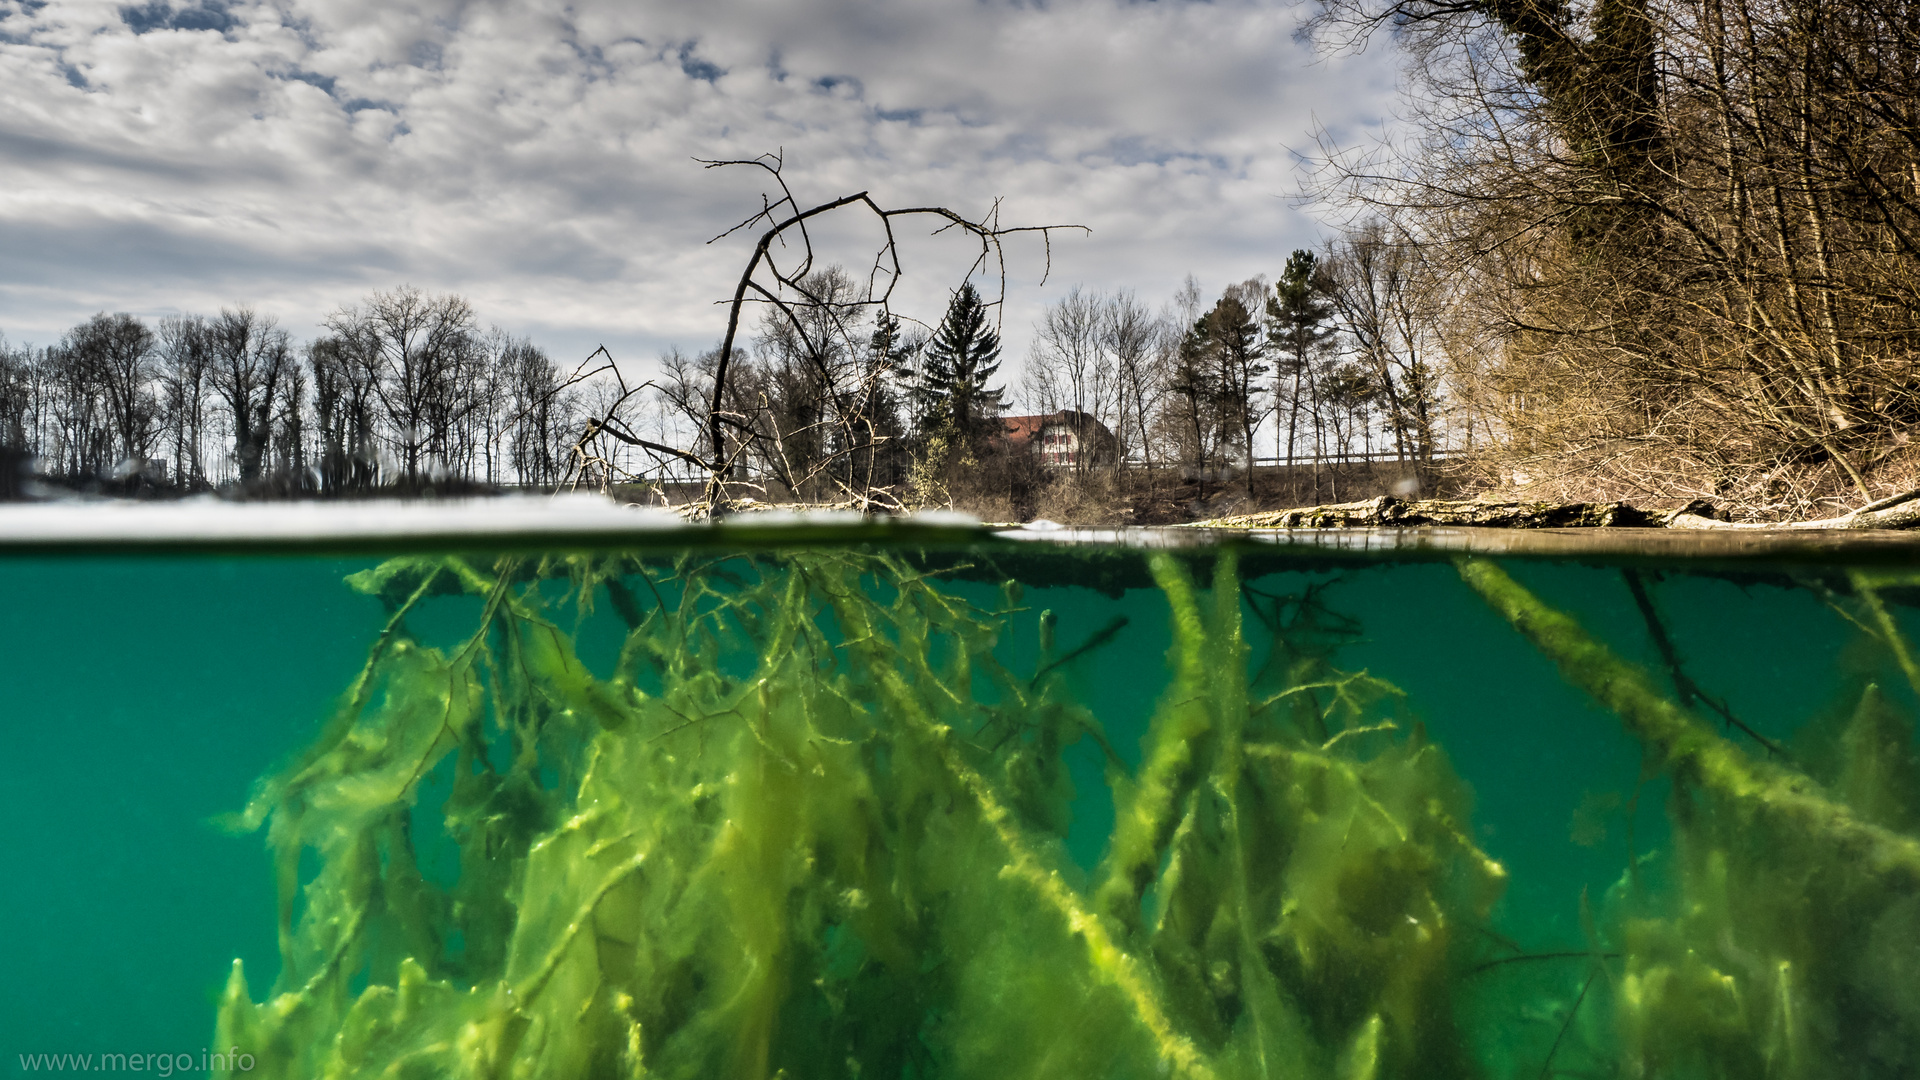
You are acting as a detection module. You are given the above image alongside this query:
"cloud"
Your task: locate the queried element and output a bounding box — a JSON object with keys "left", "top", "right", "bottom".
{"left": 0, "top": 0, "right": 1401, "bottom": 370}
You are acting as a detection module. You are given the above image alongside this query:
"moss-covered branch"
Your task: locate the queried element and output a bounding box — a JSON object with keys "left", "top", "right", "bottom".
{"left": 1457, "top": 556, "right": 1920, "bottom": 886}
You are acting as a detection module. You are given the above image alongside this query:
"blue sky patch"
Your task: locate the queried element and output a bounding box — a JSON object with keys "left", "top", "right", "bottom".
{"left": 120, "top": 1, "right": 235, "bottom": 35}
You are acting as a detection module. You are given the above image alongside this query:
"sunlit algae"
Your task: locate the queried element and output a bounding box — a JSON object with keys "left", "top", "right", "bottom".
{"left": 211, "top": 547, "right": 1920, "bottom": 1078}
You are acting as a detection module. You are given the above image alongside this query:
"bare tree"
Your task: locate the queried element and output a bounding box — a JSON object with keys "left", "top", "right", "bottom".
{"left": 0, "top": 336, "right": 35, "bottom": 497}
{"left": 273, "top": 359, "right": 310, "bottom": 491}
{"left": 309, "top": 335, "right": 381, "bottom": 493}
{"left": 65, "top": 313, "right": 159, "bottom": 476}
{"left": 326, "top": 286, "right": 480, "bottom": 487}
{"left": 1316, "top": 361, "right": 1379, "bottom": 499}
{"left": 747, "top": 265, "right": 882, "bottom": 498}
{"left": 563, "top": 152, "right": 1083, "bottom": 512}
{"left": 157, "top": 316, "right": 213, "bottom": 490}
{"left": 0, "top": 336, "right": 32, "bottom": 452}
{"left": 3, "top": 290, "right": 591, "bottom": 497}
{"left": 207, "top": 308, "right": 292, "bottom": 485}
{"left": 1104, "top": 290, "right": 1168, "bottom": 481}
{"left": 494, "top": 335, "right": 574, "bottom": 488}
{"left": 1024, "top": 286, "right": 1121, "bottom": 476}
{"left": 44, "top": 338, "right": 111, "bottom": 482}
{"left": 564, "top": 345, "right": 728, "bottom": 497}
{"left": 1321, "top": 225, "right": 1444, "bottom": 491}
{"left": 653, "top": 348, "right": 717, "bottom": 453}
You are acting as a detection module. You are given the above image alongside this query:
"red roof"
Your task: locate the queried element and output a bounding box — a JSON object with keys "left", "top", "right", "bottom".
{"left": 1000, "top": 415, "right": 1048, "bottom": 449}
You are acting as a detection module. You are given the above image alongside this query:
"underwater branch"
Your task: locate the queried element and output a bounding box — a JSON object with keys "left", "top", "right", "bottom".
{"left": 1456, "top": 557, "right": 1920, "bottom": 886}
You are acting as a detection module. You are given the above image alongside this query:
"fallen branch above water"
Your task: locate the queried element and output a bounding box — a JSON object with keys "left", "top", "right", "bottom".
{"left": 1664, "top": 487, "right": 1920, "bottom": 530}
{"left": 1185, "top": 491, "right": 1920, "bottom": 530}
{"left": 1184, "top": 496, "right": 1672, "bottom": 529}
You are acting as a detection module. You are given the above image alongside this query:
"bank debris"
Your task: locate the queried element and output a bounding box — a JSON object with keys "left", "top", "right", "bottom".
{"left": 1187, "top": 490, "right": 1920, "bottom": 531}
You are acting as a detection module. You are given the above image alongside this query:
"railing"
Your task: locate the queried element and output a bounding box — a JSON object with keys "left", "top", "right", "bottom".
{"left": 530, "top": 449, "right": 1462, "bottom": 488}
{"left": 1248, "top": 449, "right": 1456, "bottom": 467}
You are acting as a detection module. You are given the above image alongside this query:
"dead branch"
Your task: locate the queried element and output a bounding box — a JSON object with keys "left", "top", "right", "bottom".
{"left": 696, "top": 152, "right": 1085, "bottom": 510}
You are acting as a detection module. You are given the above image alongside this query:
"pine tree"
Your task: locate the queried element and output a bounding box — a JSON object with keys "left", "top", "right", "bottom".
{"left": 916, "top": 283, "right": 1006, "bottom": 452}
{"left": 1169, "top": 290, "right": 1269, "bottom": 496}
{"left": 1167, "top": 317, "right": 1225, "bottom": 476}
{"left": 1267, "top": 250, "right": 1338, "bottom": 486}
{"left": 1203, "top": 293, "right": 1268, "bottom": 497}
{"left": 855, "top": 311, "right": 913, "bottom": 488}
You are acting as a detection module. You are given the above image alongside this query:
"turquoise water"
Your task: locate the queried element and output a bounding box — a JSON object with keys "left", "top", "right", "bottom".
{"left": 1, "top": 531, "right": 1914, "bottom": 1077}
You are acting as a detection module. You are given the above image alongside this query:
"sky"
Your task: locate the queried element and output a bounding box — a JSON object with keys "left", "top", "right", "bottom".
{"left": 0, "top": 0, "right": 1403, "bottom": 386}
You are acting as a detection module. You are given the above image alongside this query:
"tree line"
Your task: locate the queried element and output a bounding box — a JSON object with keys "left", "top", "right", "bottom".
{"left": 0, "top": 287, "right": 580, "bottom": 496}
{"left": 569, "top": 248, "right": 1438, "bottom": 513}
{"left": 523, "top": 151, "right": 1436, "bottom": 517}
{"left": 1018, "top": 242, "right": 1441, "bottom": 503}
{"left": 0, "top": 141, "right": 1454, "bottom": 515}
{"left": 0, "top": 258, "right": 1441, "bottom": 512}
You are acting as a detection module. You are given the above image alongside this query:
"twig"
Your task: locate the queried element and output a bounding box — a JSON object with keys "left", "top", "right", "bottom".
{"left": 1031, "top": 614, "right": 1131, "bottom": 685}
{"left": 1467, "top": 951, "right": 1621, "bottom": 977}
{"left": 1621, "top": 569, "right": 1788, "bottom": 760}
{"left": 1538, "top": 968, "right": 1597, "bottom": 1079}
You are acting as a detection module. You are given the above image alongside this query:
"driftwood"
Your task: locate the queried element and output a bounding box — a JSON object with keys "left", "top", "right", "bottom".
{"left": 1187, "top": 497, "right": 1670, "bottom": 529}
{"left": 1186, "top": 491, "right": 1920, "bottom": 530}
{"left": 623, "top": 490, "right": 1920, "bottom": 530}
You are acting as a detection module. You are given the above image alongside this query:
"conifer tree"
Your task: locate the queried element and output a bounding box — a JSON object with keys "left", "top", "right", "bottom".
{"left": 1204, "top": 293, "right": 1269, "bottom": 497}
{"left": 1167, "top": 318, "right": 1225, "bottom": 477}
{"left": 1268, "top": 250, "right": 1338, "bottom": 479}
{"left": 854, "top": 310, "right": 913, "bottom": 488}
{"left": 1171, "top": 290, "right": 1269, "bottom": 496}
{"left": 917, "top": 283, "right": 1007, "bottom": 453}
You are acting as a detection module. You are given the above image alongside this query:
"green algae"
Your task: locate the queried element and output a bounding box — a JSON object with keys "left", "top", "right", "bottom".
{"left": 211, "top": 545, "right": 1920, "bottom": 1078}
{"left": 1458, "top": 558, "right": 1920, "bottom": 1078}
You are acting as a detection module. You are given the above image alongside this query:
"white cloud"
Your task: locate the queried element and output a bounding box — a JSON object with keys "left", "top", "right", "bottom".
{"left": 0, "top": 0, "right": 1401, "bottom": 372}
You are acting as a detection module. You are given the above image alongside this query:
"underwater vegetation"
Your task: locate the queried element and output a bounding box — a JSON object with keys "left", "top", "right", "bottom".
{"left": 213, "top": 545, "right": 1920, "bottom": 1078}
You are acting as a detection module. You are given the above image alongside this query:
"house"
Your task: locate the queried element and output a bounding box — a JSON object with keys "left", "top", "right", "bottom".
{"left": 999, "top": 410, "right": 1118, "bottom": 469}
